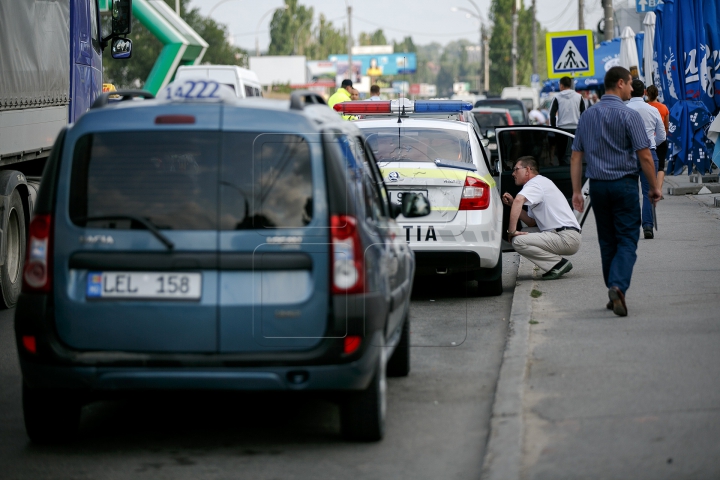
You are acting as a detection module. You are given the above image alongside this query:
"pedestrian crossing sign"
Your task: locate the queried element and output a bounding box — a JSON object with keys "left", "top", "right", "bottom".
{"left": 546, "top": 30, "right": 595, "bottom": 79}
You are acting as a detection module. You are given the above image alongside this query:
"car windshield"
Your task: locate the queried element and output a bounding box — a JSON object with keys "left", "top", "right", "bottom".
{"left": 69, "top": 131, "right": 313, "bottom": 231}
{"left": 473, "top": 112, "right": 509, "bottom": 128}
{"left": 476, "top": 101, "right": 525, "bottom": 124}
{"left": 362, "top": 127, "right": 471, "bottom": 164}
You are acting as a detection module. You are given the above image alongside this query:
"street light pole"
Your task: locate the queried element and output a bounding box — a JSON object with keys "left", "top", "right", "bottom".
{"left": 512, "top": 0, "right": 518, "bottom": 86}
{"left": 255, "top": 5, "right": 288, "bottom": 57}
{"left": 532, "top": 0, "right": 537, "bottom": 79}
{"left": 578, "top": 0, "right": 585, "bottom": 29}
{"left": 602, "top": 0, "right": 614, "bottom": 41}
{"left": 451, "top": 0, "right": 488, "bottom": 93}
{"left": 346, "top": 1, "right": 353, "bottom": 81}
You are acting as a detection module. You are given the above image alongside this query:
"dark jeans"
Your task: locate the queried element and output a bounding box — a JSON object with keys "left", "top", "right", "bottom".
{"left": 590, "top": 176, "right": 641, "bottom": 294}
{"left": 554, "top": 128, "right": 576, "bottom": 165}
{"left": 639, "top": 149, "right": 659, "bottom": 229}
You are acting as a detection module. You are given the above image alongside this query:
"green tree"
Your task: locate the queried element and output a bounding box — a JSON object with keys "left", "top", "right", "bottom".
{"left": 436, "top": 39, "right": 476, "bottom": 96}
{"left": 306, "top": 14, "right": 347, "bottom": 60}
{"left": 268, "top": 0, "right": 314, "bottom": 55}
{"left": 102, "top": 0, "right": 245, "bottom": 89}
{"left": 393, "top": 36, "right": 417, "bottom": 54}
{"left": 358, "top": 29, "right": 387, "bottom": 46}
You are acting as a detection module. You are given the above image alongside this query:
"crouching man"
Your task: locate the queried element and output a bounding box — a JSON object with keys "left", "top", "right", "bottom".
{"left": 502, "top": 156, "right": 581, "bottom": 279}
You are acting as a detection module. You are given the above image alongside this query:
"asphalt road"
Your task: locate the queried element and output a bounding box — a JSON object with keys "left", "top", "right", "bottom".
{"left": 0, "top": 254, "right": 519, "bottom": 480}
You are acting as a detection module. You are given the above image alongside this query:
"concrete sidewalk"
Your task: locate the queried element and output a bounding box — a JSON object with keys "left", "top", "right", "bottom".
{"left": 482, "top": 193, "right": 720, "bottom": 479}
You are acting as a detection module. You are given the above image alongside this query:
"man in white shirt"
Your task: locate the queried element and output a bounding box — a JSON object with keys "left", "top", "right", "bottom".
{"left": 502, "top": 156, "right": 582, "bottom": 279}
{"left": 625, "top": 79, "right": 666, "bottom": 239}
{"left": 368, "top": 85, "right": 382, "bottom": 101}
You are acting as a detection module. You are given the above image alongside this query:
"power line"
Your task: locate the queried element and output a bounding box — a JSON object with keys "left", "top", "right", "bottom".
{"left": 537, "top": 0, "right": 574, "bottom": 26}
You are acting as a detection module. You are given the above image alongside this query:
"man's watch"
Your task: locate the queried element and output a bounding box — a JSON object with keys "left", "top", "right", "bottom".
{"left": 507, "top": 230, "right": 517, "bottom": 235}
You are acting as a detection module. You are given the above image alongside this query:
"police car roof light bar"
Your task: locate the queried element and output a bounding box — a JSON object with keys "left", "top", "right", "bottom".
{"left": 413, "top": 100, "right": 473, "bottom": 113}
{"left": 333, "top": 101, "right": 392, "bottom": 114}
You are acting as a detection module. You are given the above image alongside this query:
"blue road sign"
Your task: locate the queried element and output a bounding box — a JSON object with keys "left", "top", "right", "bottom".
{"left": 636, "top": 0, "right": 663, "bottom": 13}
{"left": 546, "top": 30, "right": 595, "bottom": 79}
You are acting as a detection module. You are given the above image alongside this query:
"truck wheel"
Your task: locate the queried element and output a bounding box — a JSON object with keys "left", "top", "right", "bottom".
{"left": 340, "top": 356, "right": 386, "bottom": 441}
{"left": 386, "top": 314, "right": 410, "bottom": 377}
{"left": 1, "top": 190, "right": 26, "bottom": 308}
{"left": 23, "top": 384, "right": 82, "bottom": 444}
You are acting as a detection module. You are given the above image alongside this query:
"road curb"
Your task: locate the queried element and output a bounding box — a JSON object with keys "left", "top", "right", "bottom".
{"left": 480, "top": 256, "right": 535, "bottom": 480}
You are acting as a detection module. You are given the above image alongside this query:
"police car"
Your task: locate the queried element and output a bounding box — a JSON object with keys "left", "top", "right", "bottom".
{"left": 15, "top": 80, "right": 429, "bottom": 443}
{"left": 334, "top": 99, "right": 504, "bottom": 295}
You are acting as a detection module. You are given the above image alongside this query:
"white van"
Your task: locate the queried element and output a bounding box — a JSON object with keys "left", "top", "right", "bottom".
{"left": 175, "top": 65, "right": 263, "bottom": 98}
{"left": 501, "top": 85, "right": 539, "bottom": 111}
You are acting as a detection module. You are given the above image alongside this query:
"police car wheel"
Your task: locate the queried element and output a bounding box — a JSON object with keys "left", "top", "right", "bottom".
{"left": 1, "top": 190, "right": 26, "bottom": 308}
{"left": 23, "top": 384, "right": 82, "bottom": 444}
{"left": 386, "top": 314, "right": 410, "bottom": 377}
{"left": 476, "top": 252, "right": 503, "bottom": 297}
{"left": 340, "top": 356, "right": 386, "bottom": 441}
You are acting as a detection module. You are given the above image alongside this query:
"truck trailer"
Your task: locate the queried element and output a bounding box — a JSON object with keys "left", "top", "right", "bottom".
{"left": 0, "top": 0, "right": 132, "bottom": 307}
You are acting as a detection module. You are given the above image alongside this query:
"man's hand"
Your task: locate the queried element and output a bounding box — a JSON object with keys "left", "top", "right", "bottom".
{"left": 649, "top": 186, "right": 662, "bottom": 205}
{"left": 572, "top": 192, "right": 585, "bottom": 212}
{"left": 502, "top": 193, "right": 514, "bottom": 205}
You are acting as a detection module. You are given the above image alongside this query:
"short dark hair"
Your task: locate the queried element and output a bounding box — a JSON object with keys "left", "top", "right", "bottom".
{"left": 516, "top": 156, "right": 539, "bottom": 173}
{"left": 631, "top": 79, "right": 645, "bottom": 97}
{"left": 341, "top": 79, "right": 353, "bottom": 88}
{"left": 559, "top": 76, "right": 573, "bottom": 88}
{"left": 646, "top": 85, "right": 659, "bottom": 101}
{"left": 604, "top": 66, "right": 631, "bottom": 91}
{"left": 370, "top": 85, "right": 380, "bottom": 94}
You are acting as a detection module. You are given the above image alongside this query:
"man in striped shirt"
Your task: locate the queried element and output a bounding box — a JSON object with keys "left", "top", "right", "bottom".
{"left": 570, "top": 67, "right": 662, "bottom": 317}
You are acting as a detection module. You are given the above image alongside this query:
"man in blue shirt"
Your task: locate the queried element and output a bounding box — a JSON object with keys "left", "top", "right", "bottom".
{"left": 570, "top": 67, "right": 661, "bottom": 317}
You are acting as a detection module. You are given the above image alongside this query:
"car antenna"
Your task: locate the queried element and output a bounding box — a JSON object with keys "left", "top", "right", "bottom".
{"left": 398, "top": 56, "right": 407, "bottom": 124}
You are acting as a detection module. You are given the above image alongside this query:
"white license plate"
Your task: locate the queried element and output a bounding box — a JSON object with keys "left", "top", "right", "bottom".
{"left": 86, "top": 272, "right": 202, "bottom": 300}
{"left": 390, "top": 190, "right": 428, "bottom": 205}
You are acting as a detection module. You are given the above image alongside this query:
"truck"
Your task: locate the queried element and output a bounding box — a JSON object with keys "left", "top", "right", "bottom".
{"left": 0, "top": 0, "right": 132, "bottom": 307}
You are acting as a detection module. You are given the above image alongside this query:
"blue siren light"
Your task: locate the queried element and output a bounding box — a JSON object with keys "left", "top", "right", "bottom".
{"left": 413, "top": 100, "right": 473, "bottom": 113}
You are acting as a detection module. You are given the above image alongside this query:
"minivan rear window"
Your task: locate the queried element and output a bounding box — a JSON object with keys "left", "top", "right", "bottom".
{"left": 69, "top": 132, "right": 314, "bottom": 231}
{"left": 362, "top": 128, "right": 471, "bottom": 164}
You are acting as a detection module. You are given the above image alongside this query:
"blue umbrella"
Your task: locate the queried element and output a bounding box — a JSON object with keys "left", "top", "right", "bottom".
{"left": 659, "top": 0, "right": 713, "bottom": 174}
{"left": 702, "top": 0, "right": 720, "bottom": 111}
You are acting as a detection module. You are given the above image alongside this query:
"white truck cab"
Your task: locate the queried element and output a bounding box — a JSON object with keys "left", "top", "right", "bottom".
{"left": 501, "top": 85, "right": 539, "bottom": 111}
{"left": 175, "top": 65, "right": 263, "bottom": 98}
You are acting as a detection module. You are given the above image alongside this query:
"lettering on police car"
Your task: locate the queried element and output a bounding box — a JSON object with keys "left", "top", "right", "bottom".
{"left": 403, "top": 225, "right": 437, "bottom": 242}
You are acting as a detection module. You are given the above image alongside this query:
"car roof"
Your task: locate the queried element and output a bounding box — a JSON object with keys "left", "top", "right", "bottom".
{"left": 472, "top": 107, "right": 511, "bottom": 113}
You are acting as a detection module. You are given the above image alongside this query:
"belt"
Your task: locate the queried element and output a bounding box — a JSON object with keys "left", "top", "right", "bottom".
{"left": 555, "top": 226, "right": 581, "bottom": 234}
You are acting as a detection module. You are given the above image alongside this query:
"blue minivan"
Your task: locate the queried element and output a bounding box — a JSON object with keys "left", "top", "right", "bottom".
{"left": 14, "top": 81, "right": 429, "bottom": 443}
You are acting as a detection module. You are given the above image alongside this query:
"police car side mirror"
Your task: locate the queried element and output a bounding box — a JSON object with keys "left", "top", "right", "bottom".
{"left": 111, "top": 38, "right": 132, "bottom": 59}
{"left": 401, "top": 193, "right": 431, "bottom": 218}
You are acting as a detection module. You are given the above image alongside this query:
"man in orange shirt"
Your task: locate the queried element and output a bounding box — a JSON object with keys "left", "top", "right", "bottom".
{"left": 647, "top": 85, "right": 669, "bottom": 192}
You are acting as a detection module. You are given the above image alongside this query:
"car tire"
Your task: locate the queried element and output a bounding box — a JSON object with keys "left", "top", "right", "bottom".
{"left": 23, "top": 384, "right": 82, "bottom": 444}
{"left": 386, "top": 313, "right": 410, "bottom": 377}
{"left": 340, "top": 354, "right": 386, "bottom": 442}
{"left": 476, "top": 252, "right": 503, "bottom": 297}
{"left": 1, "top": 190, "right": 26, "bottom": 309}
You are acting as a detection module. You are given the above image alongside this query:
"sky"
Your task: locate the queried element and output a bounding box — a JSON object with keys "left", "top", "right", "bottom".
{"left": 189, "top": 0, "right": 636, "bottom": 55}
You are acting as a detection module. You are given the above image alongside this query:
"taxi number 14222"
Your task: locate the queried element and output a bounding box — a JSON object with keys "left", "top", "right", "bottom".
{"left": 86, "top": 272, "right": 202, "bottom": 300}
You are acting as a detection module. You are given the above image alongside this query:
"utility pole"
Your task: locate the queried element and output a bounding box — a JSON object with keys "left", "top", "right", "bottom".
{"left": 532, "top": 0, "right": 537, "bottom": 79}
{"left": 578, "top": 0, "right": 584, "bottom": 30}
{"left": 602, "top": 0, "right": 613, "bottom": 41}
{"left": 347, "top": 4, "right": 353, "bottom": 80}
{"left": 484, "top": 29, "right": 490, "bottom": 93}
{"left": 176, "top": 0, "right": 180, "bottom": 15}
{"left": 511, "top": 0, "right": 518, "bottom": 86}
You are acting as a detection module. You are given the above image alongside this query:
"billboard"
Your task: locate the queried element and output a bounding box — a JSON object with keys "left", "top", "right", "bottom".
{"left": 328, "top": 53, "right": 417, "bottom": 76}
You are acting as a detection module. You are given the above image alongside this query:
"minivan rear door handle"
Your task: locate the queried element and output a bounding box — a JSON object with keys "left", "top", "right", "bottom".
{"left": 69, "top": 252, "right": 312, "bottom": 271}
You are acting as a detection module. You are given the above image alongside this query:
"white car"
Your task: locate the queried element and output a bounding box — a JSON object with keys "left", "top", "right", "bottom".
{"left": 334, "top": 100, "right": 504, "bottom": 296}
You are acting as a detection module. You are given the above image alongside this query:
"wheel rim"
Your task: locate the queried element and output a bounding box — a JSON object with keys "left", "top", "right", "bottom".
{"left": 6, "top": 208, "right": 20, "bottom": 283}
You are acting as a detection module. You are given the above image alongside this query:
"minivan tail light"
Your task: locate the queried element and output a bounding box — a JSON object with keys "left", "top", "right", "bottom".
{"left": 330, "top": 215, "right": 365, "bottom": 294}
{"left": 155, "top": 114, "right": 195, "bottom": 124}
{"left": 459, "top": 176, "right": 491, "bottom": 210}
{"left": 23, "top": 214, "right": 53, "bottom": 293}
{"left": 343, "top": 335, "right": 362, "bottom": 354}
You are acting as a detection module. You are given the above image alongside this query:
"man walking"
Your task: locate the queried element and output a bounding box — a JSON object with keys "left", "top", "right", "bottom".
{"left": 570, "top": 67, "right": 662, "bottom": 317}
{"left": 626, "top": 79, "right": 666, "bottom": 239}
{"left": 646, "top": 85, "right": 670, "bottom": 193}
{"left": 550, "top": 76, "right": 586, "bottom": 164}
{"left": 503, "top": 156, "right": 581, "bottom": 280}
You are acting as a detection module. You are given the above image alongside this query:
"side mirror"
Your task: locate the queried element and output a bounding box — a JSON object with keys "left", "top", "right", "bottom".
{"left": 111, "top": 38, "right": 132, "bottom": 59}
{"left": 112, "top": 0, "right": 132, "bottom": 36}
{"left": 486, "top": 130, "right": 496, "bottom": 139}
{"left": 401, "top": 193, "right": 431, "bottom": 218}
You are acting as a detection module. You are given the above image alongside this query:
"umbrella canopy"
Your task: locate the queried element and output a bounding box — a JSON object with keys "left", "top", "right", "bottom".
{"left": 619, "top": 27, "right": 640, "bottom": 79}
{"left": 643, "top": 13, "right": 656, "bottom": 87}
{"left": 702, "top": 0, "right": 720, "bottom": 111}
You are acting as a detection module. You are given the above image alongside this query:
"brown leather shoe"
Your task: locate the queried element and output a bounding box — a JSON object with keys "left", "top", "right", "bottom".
{"left": 608, "top": 287, "right": 627, "bottom": 317}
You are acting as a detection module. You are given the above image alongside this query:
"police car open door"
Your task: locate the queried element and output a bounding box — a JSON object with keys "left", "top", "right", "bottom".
{"left": 494, "top": 126, "right": 591, "bottom": 252}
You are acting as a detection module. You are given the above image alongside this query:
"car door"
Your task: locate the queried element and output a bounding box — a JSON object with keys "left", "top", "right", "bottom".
{"left": 216, "top": 129, "right": 329, "bottom": 353}
{"left": 54, "top": 114, "right": 222, "bottom": 352}
{"left": 495, "top": 126, "right": 591, "bottom": 251}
